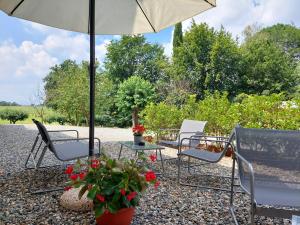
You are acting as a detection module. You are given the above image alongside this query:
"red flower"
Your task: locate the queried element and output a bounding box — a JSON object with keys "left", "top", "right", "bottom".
{"left": 154, "top": 181, "right": 160, "bottom": 189}
{"left": 149, "top": 154, "right": 157, "bottom": 162}
{"left": 126, "top": 192, "right": 137, "bottom": 201}
{"left": 132, "top": 124, "right": 146, "bottom": 135}
{"left": 65, "top": 165, "right": 73, "bottom": 175}
{"left": 104, "top": 210, "right": 109, "bottom": 215}
{"left": 79, "top": 172, "right": 86, "bottom": 180}
{"left": 64, "top": 186, "right": 72, "bottom": 191}
{"left": 91, "top": 159, "right": 100, "bottom": 169}
{"left": 70, "top": 174, "right": 78, "bottom": 181}
{"left": 120, "top": 188, "right": 126, "bottom": 196}
{"left": 96, "top": 194, "right": 105, "bottom": 202}
{"left": 145, "top": 171, "right": 156, "bottom": 182}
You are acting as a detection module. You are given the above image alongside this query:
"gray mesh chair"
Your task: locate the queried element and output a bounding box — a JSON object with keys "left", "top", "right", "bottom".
{"left": 25, "top": 119, "right": 101, "bottom": 193}
{"left": 230, "top": 126, "right": 300, "bottom": 224}
{"left": 157, "top": 120, "right": 207, "bottom": 153}
{"left": 177, "top": 133, "right": 235, "bottom": 191}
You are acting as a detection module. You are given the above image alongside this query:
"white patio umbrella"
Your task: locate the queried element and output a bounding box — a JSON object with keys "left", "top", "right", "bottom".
{"left": 0, "top": 0, "right": 216, "bottom": 156}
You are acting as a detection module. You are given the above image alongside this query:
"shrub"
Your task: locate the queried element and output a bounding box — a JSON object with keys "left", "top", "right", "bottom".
{"left": 142, "top": 102, "right": 183, "bottom": 135}
{"left": 0, "top": 109, "right": 28, "bottom": 124}
{"left": 46, "top": 115, "right": 68, "bottom": 125}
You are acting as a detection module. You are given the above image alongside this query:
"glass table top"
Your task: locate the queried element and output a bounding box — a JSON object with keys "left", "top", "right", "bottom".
{"left": 119, "top": 141, "right": 165, "bottom": 150}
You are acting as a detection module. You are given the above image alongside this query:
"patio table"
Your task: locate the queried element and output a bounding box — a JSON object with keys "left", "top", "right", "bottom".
{"left": 118, "top": 141, "right": 165, "bottom": 174}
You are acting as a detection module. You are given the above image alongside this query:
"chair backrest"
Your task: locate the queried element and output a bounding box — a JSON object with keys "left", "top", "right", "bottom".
{"left": 177, "top": 120, "right": 207, "bottom": 142}
{"left": 32, "top": 119, "right": 55, "bottom": 152}
{"left": 234, "top": 126, "right": 300, "bottom": 191}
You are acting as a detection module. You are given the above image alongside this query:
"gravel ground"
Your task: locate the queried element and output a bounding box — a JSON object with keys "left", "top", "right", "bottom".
{"left": 0, "top": 125, "right": 293, "bottom": 225}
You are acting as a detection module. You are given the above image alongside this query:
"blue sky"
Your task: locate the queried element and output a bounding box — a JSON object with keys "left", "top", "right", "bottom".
{"left": 0, "top": 0, "right": 300, "bottom": 105}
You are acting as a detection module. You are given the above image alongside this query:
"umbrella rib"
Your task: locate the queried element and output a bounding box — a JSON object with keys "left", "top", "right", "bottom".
{"left": 10, "top": 0, "right": 24, "bottom": 16}
{"left": 204, "top": 0, "right": 216, "bottom": 7}
{"left": 135, "top": 0, "right": 156, "bottom": 33}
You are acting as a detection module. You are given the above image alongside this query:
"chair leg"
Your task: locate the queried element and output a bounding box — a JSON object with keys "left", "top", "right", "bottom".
{"left": 177, "top": 155, "right": 181, "bottom": 183}
{"left": 25, "top": 135, "right": 39, "bottom": 169}
{"left": 187, "top": 156, "right": 191, "bottom": 174}
{"left": 230, "top": 158, "right": 239, "bottom": 225}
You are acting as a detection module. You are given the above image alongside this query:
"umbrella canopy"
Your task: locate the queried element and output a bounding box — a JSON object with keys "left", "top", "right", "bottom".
{"left": 0, "top": 0, "right": 216, "bottom": 156}
{"left": 0, "top": 0, "right": 215, "bottom": 34}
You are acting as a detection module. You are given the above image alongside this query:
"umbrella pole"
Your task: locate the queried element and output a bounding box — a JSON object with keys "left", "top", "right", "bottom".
{"left": 89, "top": 0, "right": 95, "bottom": 157}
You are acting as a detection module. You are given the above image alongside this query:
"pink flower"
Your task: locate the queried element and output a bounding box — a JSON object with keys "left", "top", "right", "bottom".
{"left": 65, "top": 165, "right": 73, "bottom": 175}
{"left": 96, "top": 194, "right": 105, "bottom": 202}
{"left": 126, "top": 192, "right": 137, "bottom": 201}
{"left": 149, "top": 154, "right": 157, "bottom": 162}
{"left": 145, "top": 171, "right": 156, "bottom": 182}
{"left": 120, "top": 188, "right": 126, "bottom": 196}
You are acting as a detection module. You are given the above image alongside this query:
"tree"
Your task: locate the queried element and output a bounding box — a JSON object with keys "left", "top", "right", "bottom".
{"left": 173, "top": 22, "right": 183, "bottom": 58}
{"left": 241, "top": 35, "right": 296, "bottom": 95}
{"left": 258, "top": 24, "right": 300, "bottom": 62}
{"left": 104, "top": 35, "right": 167, "bottom": 83}
{"left": 206, "top": 28, "right": 243, "bottom": 97}
{"left": 173, "top": 22, "right": 216, "bottom": 99}
{"left": 116, "top": 76, "right": 155, "bottom": 126}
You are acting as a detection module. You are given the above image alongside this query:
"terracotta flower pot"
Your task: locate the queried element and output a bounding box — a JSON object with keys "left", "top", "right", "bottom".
{"left": 96, "top": 207, "right": 135, "bottom": 225}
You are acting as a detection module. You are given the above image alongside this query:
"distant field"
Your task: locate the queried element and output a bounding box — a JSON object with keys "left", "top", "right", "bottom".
{"left": 0, "top": 106, "right": 57, "bottom": 125}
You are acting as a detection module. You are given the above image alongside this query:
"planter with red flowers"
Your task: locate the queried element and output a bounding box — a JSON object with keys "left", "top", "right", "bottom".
{"left": 132, "top": 124, "right": 146, "bottom": 145}
{"left": 64, "top": 154, "right": 159, "bottom": 225}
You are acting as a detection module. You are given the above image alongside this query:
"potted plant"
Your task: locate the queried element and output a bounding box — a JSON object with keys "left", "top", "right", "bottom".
{"left": 132, "top": 124, "right": 146, "bottom": 145}
{"left": 64, "top": 154, "right": 159, "bottom": 225}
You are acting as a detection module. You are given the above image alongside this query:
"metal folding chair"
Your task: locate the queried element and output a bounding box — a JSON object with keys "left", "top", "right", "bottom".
{"left": 230, "top": 126, "right": 300, "bottom": 224}
{"left": 25, "top": 119, "right": 101, "bottom": 194}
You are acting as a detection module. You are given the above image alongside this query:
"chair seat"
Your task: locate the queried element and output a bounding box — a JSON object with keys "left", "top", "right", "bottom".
{"left": 53, "top": 141, "right": 90, "bottom": 161}
{"left": 243, "top": 182, "right": 300, "bottom": 208}
{"left": 178, "top": 148, "right": 223, "bottom": 163}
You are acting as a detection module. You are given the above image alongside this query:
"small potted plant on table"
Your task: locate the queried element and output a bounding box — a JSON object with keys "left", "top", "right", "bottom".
{"left": 64, "top": 154, "right": 159, "bottom": 225}
{"left": 132, "top": 124, "right": 146, "bottom": 145}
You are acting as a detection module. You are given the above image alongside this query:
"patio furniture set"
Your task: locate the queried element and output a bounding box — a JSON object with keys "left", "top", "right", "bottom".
{"left": 26, "top": 119, "right": 300, "bottom": 224}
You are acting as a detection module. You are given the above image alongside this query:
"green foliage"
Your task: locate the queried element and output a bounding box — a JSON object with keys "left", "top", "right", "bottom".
{"left": 0, "top": 101, "right": 19, "bottom": 106}
{"left": 105, "top": 35, "right": 167, "bottom": 83}
{"left": 142, "top": 102, "right": 182, "bottom": 134}
{"left": 173, "top": 22, "right": 183, "bottom": 58}
{"left": 241, "top": 35, "right": 296, "bottom": 95}
{"left": 46, "top": 115, "right": 68, "bottom": 125}
{"left": 142, "top": 92, "right": 300, "bottom": 136}
{"left": 194, "top": 92, "right": 238, "bottom": 135}
{"left": 0, "top": 109, "right": 28, "bottom": 124}
{"left": 258, "top": 24, "right": 300, "bottom": 62}
{"left": 116, "top": 76, "right": 155, "bottom": 126}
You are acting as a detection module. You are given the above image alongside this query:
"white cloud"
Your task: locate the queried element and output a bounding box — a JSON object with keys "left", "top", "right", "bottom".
{"left": 183, "top": 0, "right": 300, "bottom": 39}
{"left": 0, "top": 30, "right": 110, "bottom": 104}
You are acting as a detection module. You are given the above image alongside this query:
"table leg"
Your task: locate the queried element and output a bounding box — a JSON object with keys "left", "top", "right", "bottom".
{"left": 158, "top": 149, "right": 165, "bottom": 174}
{"left": 118, "top": 145, "right": 123, "bottom": 160}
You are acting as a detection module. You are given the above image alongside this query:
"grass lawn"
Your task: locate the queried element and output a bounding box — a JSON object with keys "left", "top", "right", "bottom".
{"left": 0, "top": 106, "right": 57, "bottom": 124}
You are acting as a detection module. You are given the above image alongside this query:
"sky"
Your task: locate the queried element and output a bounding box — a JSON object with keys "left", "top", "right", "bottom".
{"left": 0, "top": 0, "right": 299, "bottom": 105}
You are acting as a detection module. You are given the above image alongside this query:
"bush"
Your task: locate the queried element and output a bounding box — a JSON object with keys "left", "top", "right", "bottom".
{"left": 142, "top": 102, "right": 183, "bottom": 134}
{"left": 46, "top": 115, "right": 68, "bottom": 125}
{"left": 0, "top": 109, "right": 28, "bottom": 124}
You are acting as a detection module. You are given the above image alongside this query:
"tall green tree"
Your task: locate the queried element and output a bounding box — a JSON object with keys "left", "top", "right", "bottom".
{"left": 241, "top": 35, "right": 296, "bottom": 95}
{"left": 104, "top": 35, "right": 167, "bottom": 83}
{"left": 205, "top": 28, "right": 242, "bottom": 97}
{"left": 173, "top": 22, "right": 183, "bottom": 58}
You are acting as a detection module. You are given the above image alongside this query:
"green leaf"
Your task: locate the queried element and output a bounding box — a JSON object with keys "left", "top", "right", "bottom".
{"left": 87, "top": 186, "right": 98, "bottom": 200}
{"left": 95, "top": 205, "right": 105, "bottom": 218}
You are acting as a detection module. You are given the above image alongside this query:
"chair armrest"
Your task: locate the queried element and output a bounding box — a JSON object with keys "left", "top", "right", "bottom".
{"left": 48, "top": 129, "right": 79, "bottom": 139}
{"left": 52, "top": 137, "right": 101, "bottom": 154}
{"left": 234, "top": 151, "right": 255, "bottom": 206}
